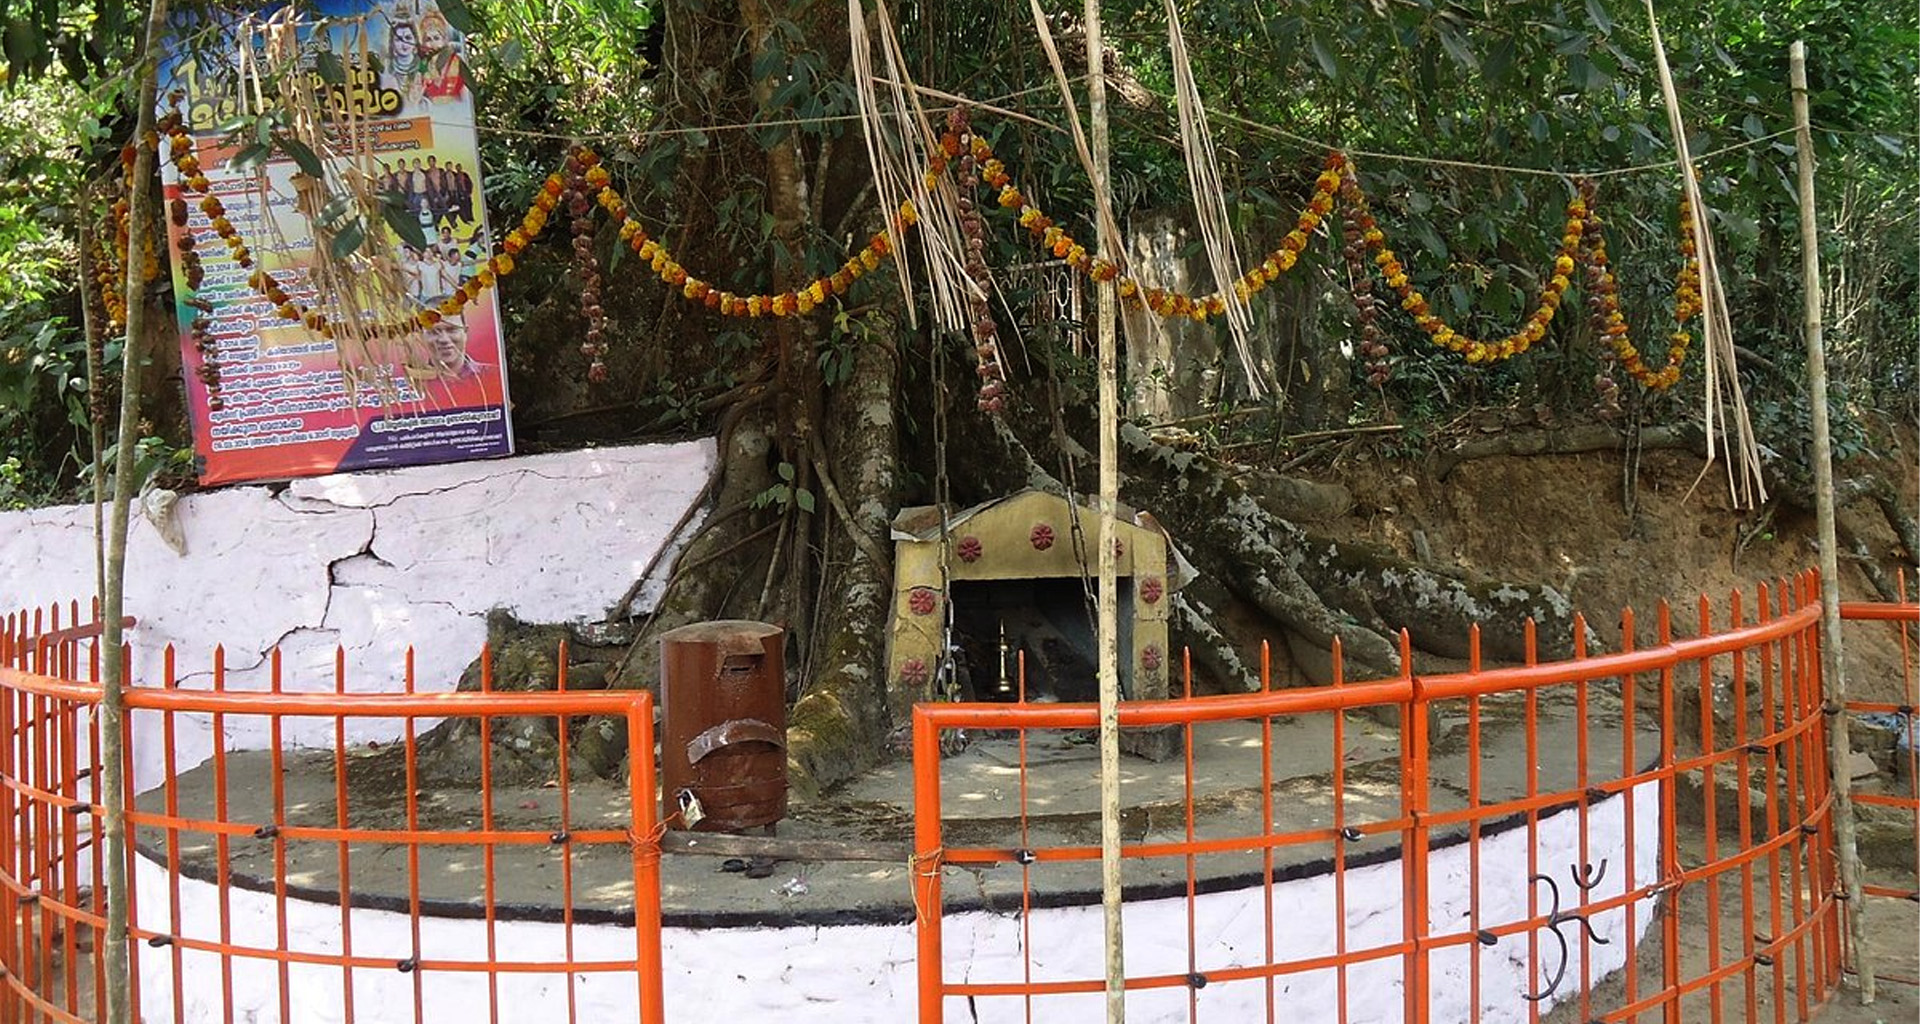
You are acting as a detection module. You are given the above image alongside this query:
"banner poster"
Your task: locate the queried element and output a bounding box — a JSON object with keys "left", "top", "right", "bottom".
{"left": 158, "top": 0, "right": 513, "bottom": 486}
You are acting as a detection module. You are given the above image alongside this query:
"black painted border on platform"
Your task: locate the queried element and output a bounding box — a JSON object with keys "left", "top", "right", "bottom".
{"left": 131, "top": 755, "right": 1661, "bottom": 931}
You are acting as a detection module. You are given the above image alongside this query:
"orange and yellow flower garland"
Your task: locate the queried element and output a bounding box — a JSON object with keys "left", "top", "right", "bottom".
{"left": 941, "top": 128, "right": 1693, "bottom": 388}
{"left": 140, "top": 112, "right": 1706, "bottom": 394}
{"left": 1583, "top": 186, "right": 1696, "bottom": 390}
{"left": 560, "top": 147, "right": 916, "bottom": 320}
{"left": 947, "top": 130, "right": 1343, "bottom": 321}
{"left": 1339, "top": 166, "right": 1585, "bottom": 365}
{"left": 97, "top": 141, "right": 161, "bottom": 331}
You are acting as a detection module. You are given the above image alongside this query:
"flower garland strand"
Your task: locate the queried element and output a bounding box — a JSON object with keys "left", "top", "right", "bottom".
{"left": 563, "top": 149, "right": 609, "bottom": 382}
{"left": 1343, "top": 196, "right": 1389, "bottom": 386}
{"left": 574, "top": 145, "right": 915, "bottom": 321}
{"left": 96, "top": 141, "right": 158, "bottom": 331}
{"left": 144, "top": 115, "right": 1701, "bottom": 394}
{"left": 1579, "top": 177, "right": 1696, "bottom": 390}
{"left": 958, "top": 129, "right": 1344, "bottom": 321}
{"left": 158, "top": 109, "right": 227, "bottom": 410}
{"left": 946, "top": 109, "right": 1009, "bottom": 413}
{"left": 1340, "top": 160, "right": 1585, "bottom": 365}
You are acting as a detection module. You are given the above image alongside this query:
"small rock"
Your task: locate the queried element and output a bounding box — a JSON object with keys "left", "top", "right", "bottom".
{"left": 1848, "top": 749, "right": 1879, "bottom": 781}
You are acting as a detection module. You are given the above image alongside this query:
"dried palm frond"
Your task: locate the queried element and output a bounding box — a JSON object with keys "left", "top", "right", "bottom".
{"left": 250, "top": 5, "right": 425, "bottom": 406}
{"left": 1162, "top": 0, "right": 1263, "bottom": 397}
{"left": 1642, "top": 0, "right": 1767, "bottom": 509}
{"left": 1024, "top": 0, "right": 1121, "bottom": 257}
{"left": 847, "top": 0, "right": 974, "bottom": 336}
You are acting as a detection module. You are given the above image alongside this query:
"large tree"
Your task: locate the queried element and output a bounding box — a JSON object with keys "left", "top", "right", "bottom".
{"left": 7, "top": 0, "right": 1913, "bottom": 795}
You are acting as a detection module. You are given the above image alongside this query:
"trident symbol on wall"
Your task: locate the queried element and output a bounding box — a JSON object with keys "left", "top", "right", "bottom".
{"left": 1521, "top": 860, "right": 1612, "bottom": 1003}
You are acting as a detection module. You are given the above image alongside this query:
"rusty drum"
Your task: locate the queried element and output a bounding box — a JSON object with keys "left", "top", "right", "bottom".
{"left": 658, "top": 620, "right": 787, "bottom": 831}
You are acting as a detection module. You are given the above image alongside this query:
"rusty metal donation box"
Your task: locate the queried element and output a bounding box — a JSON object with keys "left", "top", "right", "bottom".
{"left": 659, "top": 620, "right": 788, "bottom": 832}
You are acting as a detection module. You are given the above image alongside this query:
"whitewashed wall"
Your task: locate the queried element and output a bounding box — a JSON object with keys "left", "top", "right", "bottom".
{"left": 0, "top": 441, "right": 715, "bottom": 791}
{"left": 4, "top": 440, "right": 1664, "bottom": 1022}
{"left": 128, "top": 780, "right": 1659, "bottom": 1024}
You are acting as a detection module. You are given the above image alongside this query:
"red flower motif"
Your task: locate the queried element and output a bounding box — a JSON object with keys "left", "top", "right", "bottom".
{"left": 1139, "top": 577, "right": 1163, "bottom": 605}
{"left": 1140, "top": 644, "right": 1163, "bottom": 672}
{"left": 899, "top": 658, "right": 931, "bottom": 686}
{"left": 908, "top": 587, "right": 939, "bottom": 616}
{"left": 956, "top": 536, "right": 984, "bottom": 563}
{"left": 1030, "top": 523, "right": 1055, "bottom": 550}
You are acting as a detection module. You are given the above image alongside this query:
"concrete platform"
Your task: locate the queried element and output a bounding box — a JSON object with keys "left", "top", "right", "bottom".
{"left": 138, "top": 682, "right": 1659, "bottom": 926}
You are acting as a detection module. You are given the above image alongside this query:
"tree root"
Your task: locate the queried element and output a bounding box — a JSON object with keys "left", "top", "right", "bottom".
{"left": 785, "top": 328, "right": 899, "bottom": 798}
{"left": 1868, "top": 481, "right": 1918, "bottom": 565}
{"left": 1120, "top": 422, "right": 1588, "bottom": 676}
{"left": 1119, "top": 422, "right": 1402, "bottom": 677}
{"left": 1432, "top": 423, "right": 1696, "bottom": 480}
{"left": 606, "top": 389, "right": 770, "bottom": 622}
{"left": 810, "top": 449, "right": 888, "bottom": 569}
{"left": 1839, "top": 519, "right": 1904, "bottom": 603}
{"left": 1168, "top": 584, "right": 1260, "bottom": 692}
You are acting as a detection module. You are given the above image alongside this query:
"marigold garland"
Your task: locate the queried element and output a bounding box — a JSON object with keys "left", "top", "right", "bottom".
{"left": 946, "top": 108, "right": 1010, "bottom": 412}
{"left": 1580, "top": 181, "right": 1695, "bottom": 390}
{"left": 1338, "top": 162, "right": 1584, "bottom": 365}
{"left": 139, "top": 112, "right": 1705, "bottom": 395}
{"left": 96, "top": 141, "right": 159, "bottom": 332}
{"left": 1343, "top": 198, "right": 1389, "bottom": 386}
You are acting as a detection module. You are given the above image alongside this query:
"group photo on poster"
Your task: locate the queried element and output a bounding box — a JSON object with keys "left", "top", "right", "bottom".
{"left": 158, "top": 0, "right": 512, "bottom": 487}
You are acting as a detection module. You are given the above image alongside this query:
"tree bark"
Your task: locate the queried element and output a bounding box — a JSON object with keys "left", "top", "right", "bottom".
{"left": 786, "top": 320, "right": 899, "bottom": 798}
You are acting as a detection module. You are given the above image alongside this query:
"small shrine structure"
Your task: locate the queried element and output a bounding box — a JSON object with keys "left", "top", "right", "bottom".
{"left": 886, "top": 489, "right": 1181, "bottom": 704}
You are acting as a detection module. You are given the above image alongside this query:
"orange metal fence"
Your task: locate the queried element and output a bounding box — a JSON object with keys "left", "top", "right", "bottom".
{"left": 910, "top": 571, "right": 1909, "bottom": 1023}
{"left": 0, "top": 604, "right": 665, "bottom": 1024}
{"left": 1840, "top": 573, "right": 1920, "bottom": 991}
{"left": 1, "top": 572, "right": 1914, "bottom": 1024}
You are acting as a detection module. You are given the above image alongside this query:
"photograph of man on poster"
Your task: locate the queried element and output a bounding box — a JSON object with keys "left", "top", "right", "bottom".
{"left": 409, "top": 302, "right": 494, "bottom": 383}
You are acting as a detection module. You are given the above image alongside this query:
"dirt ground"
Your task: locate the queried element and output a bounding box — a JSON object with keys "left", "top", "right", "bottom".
{"left": 1282, "top": 416, "right": 1918, "bottom": 702}
{"left": 1317, "top": 419, "right": 1920, "bottom": 1023}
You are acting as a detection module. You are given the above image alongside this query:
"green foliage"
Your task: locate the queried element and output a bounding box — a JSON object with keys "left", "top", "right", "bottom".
{"left": 0, "top": 0, "right": 1913, "bottom": 505}
{"left": 0, "top": 0, "right": 132, "bottom": 86}
{"left": 753, "top": 459, "right": 815, "bottom": 513}
{"left": 1065, "top": 0, "right": 1914, "bottom": 433}
{"left": 0, "top": 69, "right": 103, "bottom": 505}
{"left": 466, "top": 0, "right": 656, "bottom": 177}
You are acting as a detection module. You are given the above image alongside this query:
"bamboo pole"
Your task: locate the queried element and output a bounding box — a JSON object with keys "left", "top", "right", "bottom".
{"left": 101, "top": 4, "right": 173, "bottom": 1023}
{"left": 76, "top": 192, "right": 107, "bottom": 604}
{"left": 1790, "top": 39, "right": 1874, "bottom": 1006}
{"left": 1084, "top": 0, "right": 1126, "bottom": 1017}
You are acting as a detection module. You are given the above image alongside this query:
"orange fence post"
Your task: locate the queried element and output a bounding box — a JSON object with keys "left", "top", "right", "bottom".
{"left": 1399, "top": 632, "right": 1430, "bottom": 1022}
{"left": 913, "top": 706, "right": 944, "bottom": 1023}
{"left": 1, "top": 617, "right": 16, "bottom": 1024}
{"left": 1657, "top": 600, "right": 1682, "bottom": 1024}
{"left": 629, "top": 691, "right": 666, "bottom": 1024}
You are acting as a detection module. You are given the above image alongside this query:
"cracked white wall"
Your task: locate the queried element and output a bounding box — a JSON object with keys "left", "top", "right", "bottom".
{"left": 0, "top": 440, "right": 716, "bottom": 792}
